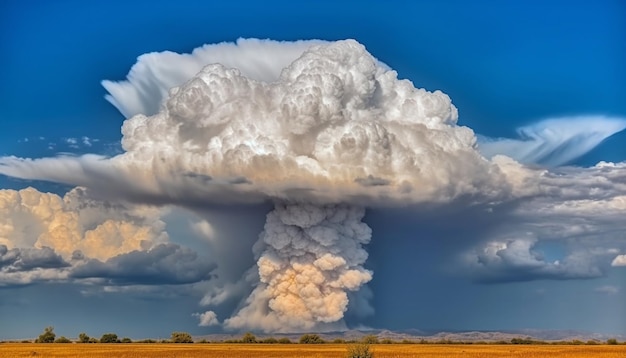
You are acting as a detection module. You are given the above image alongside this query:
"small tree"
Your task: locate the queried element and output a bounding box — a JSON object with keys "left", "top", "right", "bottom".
{"left": 78, "top": 333, "right": 90, "bottom": 343}
{"left": 241, "top": 332, "right": 257, "bottom": 343}
{"left": 346, "top": 343, "right": 374, "bottom": 358}
{"left": 278, "top": 337, "right": 292, "bottom": 344}
{"left": 36, "top": 326, "right": 56, "bottom": 343}
{"left": 100, "top": 333, "right": 119, "bottom": 343}
{"left": 607, "top": 338, "right": 618, "bottom": 345}
{"left": 171, "top": 332, "right": 193, "bottom": 343}
{"left": 299, "top": 334, "right": 324, "bottom": 344}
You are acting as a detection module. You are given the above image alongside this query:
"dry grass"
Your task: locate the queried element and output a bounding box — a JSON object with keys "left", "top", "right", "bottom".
{"left": 0, "top": 343, "right": 624, "bottom": 358}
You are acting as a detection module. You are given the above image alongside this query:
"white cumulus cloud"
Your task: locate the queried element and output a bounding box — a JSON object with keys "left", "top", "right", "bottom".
{"left": 0, "top": 40, "right": 507, "bottom": 207}
{"left": 0, "top": 187, "right": 168, "bottom": 261}
{"left": 102, "top": 38, "right": 329, "bottom": 118}
{"left": 194, "top": 310, "right": 220, "bottom": 327}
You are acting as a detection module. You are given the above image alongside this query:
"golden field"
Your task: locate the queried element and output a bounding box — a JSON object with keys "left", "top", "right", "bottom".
{"left": 1, "top": 343, "right": 625, "bottom": 358}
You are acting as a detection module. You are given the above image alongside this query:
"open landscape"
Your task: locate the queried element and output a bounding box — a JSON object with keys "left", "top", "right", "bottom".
{"left": 2, "top": 2, "right": 625, "bottom": 357}
{"left": 1, "top": 343, "right": 626, "bottom": 358}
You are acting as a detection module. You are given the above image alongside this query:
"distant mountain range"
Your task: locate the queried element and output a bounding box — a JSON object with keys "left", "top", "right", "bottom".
{"left": 194, "top": 329, "right": 625, "bottom": 343}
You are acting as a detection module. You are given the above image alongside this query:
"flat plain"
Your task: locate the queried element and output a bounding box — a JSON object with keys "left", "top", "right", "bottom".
{"left": 1, "top": 343, "right": 625, "bottom": 358}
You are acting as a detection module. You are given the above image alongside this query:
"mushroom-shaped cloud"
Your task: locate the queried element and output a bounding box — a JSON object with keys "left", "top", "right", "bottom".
{"left": 0, "top": 39, "right": 510, "bottom": 332}
{"left": 115, "top": 39, "right": 506, "bottom": 206}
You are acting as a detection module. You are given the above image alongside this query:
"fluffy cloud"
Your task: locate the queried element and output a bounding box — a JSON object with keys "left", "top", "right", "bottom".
{"left": 0, "top": 191, "right": 214, "bottom": 288}
{"left": 0, "top": 187, "right": 210, "bottom": 288}
{"left": 0, "top": 245, "right": 68, "bottom": 271}
{"left": 461, "top": 162, "right": 626, "bottom": 282}
{"left": 0, "top": 245, "right": 70, "bottom": 286}
{"left": 71, "top": 243, "right": 215, "bottom": 285}
{"left": 102, "top": 38, "right": 329, "bottom": 118}
{"left": 0, "top": 187, "right": 168, "bottom": 261}
{"left": 463, "top": 237, "right": 613, "bottom": 283}
{"left": 194, "top": 310, "right": 220, "bottom": 327}
{"left": 225, "top": 204, "right": 372, "bottom": 332}
{"left": 0, "top": 40, "right": 507, "bottom": 206}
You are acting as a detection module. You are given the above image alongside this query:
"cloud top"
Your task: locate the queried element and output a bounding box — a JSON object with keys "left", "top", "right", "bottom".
{"left": 102, "top": 38, "right": 328, "bottom": 118}
{"left": 1, "top": 40, "right": 505, "bottom": 206}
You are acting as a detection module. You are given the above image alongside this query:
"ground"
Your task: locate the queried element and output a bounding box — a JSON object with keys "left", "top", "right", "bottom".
{"left": 1, "top": 343, "right": 625, "bottom": 358}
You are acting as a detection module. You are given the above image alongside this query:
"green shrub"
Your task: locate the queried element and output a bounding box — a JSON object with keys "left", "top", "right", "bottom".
{"left": 241, "top": 332, "right": 257, "bottom": 343}
{"left": 54, "top": 336, "right": 71, "bottom": 343}
{"left": 346, "top": 342, "right": 374, "bottom": 358}
{"left": 299, "top": 334, "right": 325, "bottom": 344}
{"left": 100, "top": 333, "right": 119, "bottom": 343}
{"left": 36, "top": 327, "right": 56, "bottom": 343}
{"left": 171, "top": 332, "right": 193, "bottom": 343}
{"left": 78, "top": 333, "right": 91, "bottom": 343}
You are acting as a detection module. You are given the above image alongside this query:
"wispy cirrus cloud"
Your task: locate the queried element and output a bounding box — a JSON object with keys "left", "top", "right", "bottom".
{"left": 478, "top": 116, "right": 626, "bottom": 167}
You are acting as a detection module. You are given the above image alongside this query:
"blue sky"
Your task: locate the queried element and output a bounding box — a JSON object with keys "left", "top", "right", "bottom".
{"left": 0, "top": 0, "right": 625, "bottom": 340}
